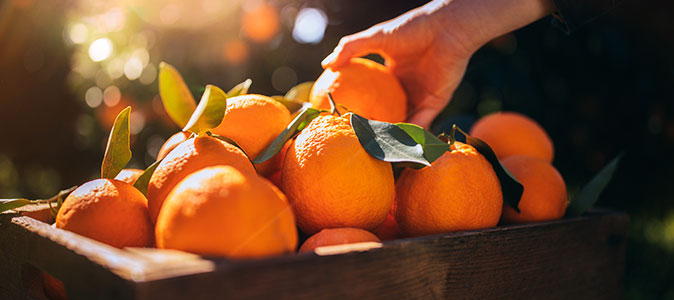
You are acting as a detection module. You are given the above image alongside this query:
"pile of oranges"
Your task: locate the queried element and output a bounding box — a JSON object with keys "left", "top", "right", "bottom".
{"left": 46, "top": 57, "right": 569, "bottom": 283}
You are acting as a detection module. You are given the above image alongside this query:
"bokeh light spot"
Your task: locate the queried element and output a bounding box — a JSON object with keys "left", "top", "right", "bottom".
{"left": 85, "top": 86, "right": 103, "bottom": 108}
{"left": 69, "top": 23, "right": 88, "bottom": 44}
{"left": 124, "top": 57, "right": 144, "bottom": 80}
{"left": 103, "top": 86, "right": 121, "bottom": 107}
{"left": 130, "top": 111, "right": 146, "bottom": 135}
{"left": 242, "top": 3, "right": 279, "bottom": 43}
{"left": 272, "top": 66, "right": 298, "bottom": 92}
{"left": 293, "top": 8, "right": 328, "bottom": 44}
{"left": 106, "top": 58, "right": 125, "bottom": 79}
{"left": 88, "top": 38, "right": 113, "bottom": 62}
{"left": 222, "top": 39, "right": 249, "bottom": 64}
{"left": 139, "top": 64, "right": 157, "bottom": 85}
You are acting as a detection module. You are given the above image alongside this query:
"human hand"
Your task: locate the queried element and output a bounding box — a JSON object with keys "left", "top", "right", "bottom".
{"left": 322, "top": 0, "right": 554, "bottom": 129}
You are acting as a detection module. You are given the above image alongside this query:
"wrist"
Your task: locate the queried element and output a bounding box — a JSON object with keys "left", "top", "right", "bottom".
{"left": 426, "top": 0, "right": 554, "bottom": 53}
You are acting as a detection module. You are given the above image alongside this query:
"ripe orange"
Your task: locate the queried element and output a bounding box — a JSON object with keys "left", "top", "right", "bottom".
{"left": 155, "top": 166, "right": 297, "bottom": 258}
{"left": 500, "top": 155, "right": 568, "bottom": 224}
{"left": 281, "top": 114, "right": 394, "bottom": 235}
{"left": 256, "top": 140, "right": 291, "bottom": 178}
{"left": 147, "top": 135, "right": 255, "bottom": 223}
{"left": 395, "top": 142, "right": 503, "bottom": 237}
{"left": 469, "top": 112, "right": 554, "bottom": 162}
{"left": 299, "top": 228, "right": 381, "bottom": 253}
{"left": 157, "top": 131, "right": 191, "bottom": 161}
{"left": 373, "top": 206, "right": 401, "bottom": 241}
{"left": 310, "top": 58, "right": 407, "bottom": 123}
{"left": 211, "top": 94, "right": 291, "bottom": 162}
{"left": 55, "top": 179, "right": 153, "bottom": 248}
{"left": 114, "top": 168, "right": 144, "bottom": 185}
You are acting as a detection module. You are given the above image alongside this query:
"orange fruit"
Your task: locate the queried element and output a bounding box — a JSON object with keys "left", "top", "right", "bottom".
{"left": 298, "top": 228, "right": 381, "bottom": 253}
{"left": 469, "top": 111, "right": 554, "bottom": 162}
{"left": 211, "top": 94, "right": 291, "bottom": 162}
{"left": 114, "top": 168, "right": 144, "bottom": 185}
{"left": 256, "top": 140, "right": 291, "bottom": 178}
{"left": 157, "top": 131, "right": 190, "bottom": 161}
{"left": 281, "top": 114, "right": 394, "bottom": 235}
{"left": 155, "top": 166, "right": 297, "bottom": 258}
{"left": 373, "top": 206, "right": 401, "bottom": 241}
{"left": 55, "top": 179, "right": 153, "bottom": 248}
{"left": 310, "top": 58, "right": 407, "bottom": 123}
{"left": 147, "top": 135, "right": 255, "bottom": 223}
{"left": 500, "top": 155, "right": 567, "bottom": 224}
{"left": 395, "top": 142, "right": 503, "bottom": 237}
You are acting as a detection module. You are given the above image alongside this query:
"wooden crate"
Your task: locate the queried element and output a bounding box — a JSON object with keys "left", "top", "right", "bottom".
{"left": 0, "top": 206, "right": 628, "bottom": 300}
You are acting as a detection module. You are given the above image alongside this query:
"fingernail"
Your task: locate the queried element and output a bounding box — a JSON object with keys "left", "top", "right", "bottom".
{"left": 321, "top": 52, "right": 337, "bottom": 68}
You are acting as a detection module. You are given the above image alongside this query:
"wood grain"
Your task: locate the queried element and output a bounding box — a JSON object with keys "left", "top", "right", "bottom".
{"left": 0, "top": 208, "right": 628, "bottom": 300}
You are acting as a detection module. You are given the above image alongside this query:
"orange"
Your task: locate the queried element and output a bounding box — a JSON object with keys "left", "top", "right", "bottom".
{"left": 147, "top": 135, "right": 255, "bottom": 223}
{"left": 155, "top": 166, "right": 297, "bottom": 258}
{"left": 211, "top": 94, "right": 291, "bottom": 162}
{"left": 256, "top": 140, "right": 291, "bottom": 178}
{"left": 500, "top": 155, "right": 568, "bottom": 224}
{"left": 55, "top": 179, "right": 153, "bottom": 248}
{"left": 310, "top": 58, "right": 407, "bottom": 123}
{"left": 469, "top": 111, "right": 554, "bottom": 162}
{"left": 298, "top": 228, "right": 381, "bottom": 253}
{"left": 373, "top": 206, "right": 401, "bottom": 241}
{"left": 114, "top": 168, "right": 144, "bottom": 185}
{"left": 281, "top": 114, "right": 394, "bottom": 235}
{"left": 157, "top": 131, "right": 191, "bottom": 161}
{"left": 395, "top": 142, "right": 503, "bottom": 237}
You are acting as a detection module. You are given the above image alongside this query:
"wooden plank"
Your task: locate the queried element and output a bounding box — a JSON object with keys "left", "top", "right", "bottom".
{"left": 0, "top": 209, "right": 628, "bottom": 300}
{"left": 134, "top": 210, "right": 628, "bottom": 300}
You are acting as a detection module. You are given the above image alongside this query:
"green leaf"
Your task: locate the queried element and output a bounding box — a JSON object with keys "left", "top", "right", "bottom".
{"left": 253, "top": 107, "right": 320, "bottom": 164}
{"left": 296, "top": 106, "right": 322, "bottom": 131}
{"left": 350, "top": 113, "right": 429, "bottom": 168}
{"left": 395, "top": 123, "right": 449, "bottom": 163}
{"left": 285, "top": 81, "right": 314, "bottom": 102}
{"left": 183, "top": 85, "right": 228, "bottom": 134}
{"left": 461, "top": 131, "right": 524, "bottom": 212}
{"left": 1, "top": 186, "right": 77, "bottom": 214}
{"left": 133, "top": 159, "right": 162, "bottom": 196}
{"left": 101, "top": 107, "right": 132, "bottom": 179}
{"left": 0, "top": 199, "right": 32, "bottom": 213}
{"left": 565, "top": 153, "right": 623, "bottom": 217}
{"left": 271, "top": 96, "right": 308, "bottom": 115}
{"left": 227, "top": 79, "right": 252, "bottom": 97}
{"left": 158, "top": 62, "right": 198, "bottom": 128}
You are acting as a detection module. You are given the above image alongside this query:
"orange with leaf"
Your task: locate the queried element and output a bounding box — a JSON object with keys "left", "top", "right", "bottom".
{"left": 281, "top": 113, "right": 395, "bottom": 235}
{"left": 56, "top": 107, "right": 153, "bottom": 248}
{"left": 148, "top": 82, "right": 255, "bottom": 223}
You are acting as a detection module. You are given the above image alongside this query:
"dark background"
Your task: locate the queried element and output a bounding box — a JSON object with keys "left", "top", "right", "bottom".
{"left": 0, "top": 0, "right": 672, "bottom": 298}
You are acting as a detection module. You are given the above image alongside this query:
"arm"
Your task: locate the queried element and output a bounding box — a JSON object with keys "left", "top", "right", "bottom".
{"left": 322, "top": 0, "right": 554, "bottom": 128}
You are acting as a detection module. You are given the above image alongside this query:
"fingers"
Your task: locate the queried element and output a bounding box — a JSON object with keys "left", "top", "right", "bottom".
{"left": 321, "top": 30, "right": 384, "bottom": 69}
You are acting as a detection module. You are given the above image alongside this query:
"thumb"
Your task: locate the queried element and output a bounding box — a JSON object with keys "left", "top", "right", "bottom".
{"left": 321, "top": 31, "right": 384, "bottom": 69}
